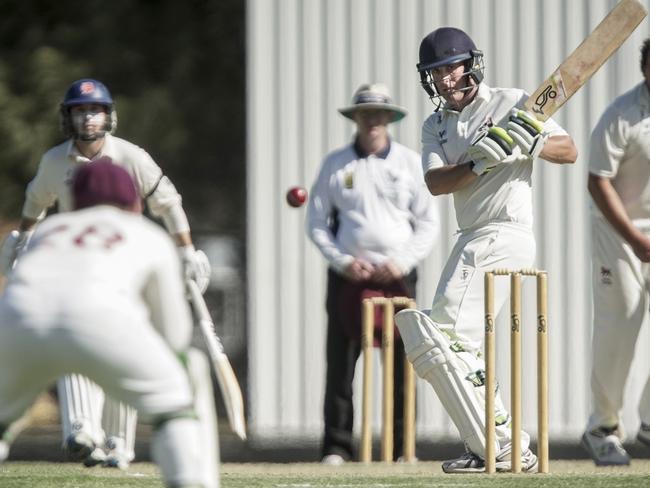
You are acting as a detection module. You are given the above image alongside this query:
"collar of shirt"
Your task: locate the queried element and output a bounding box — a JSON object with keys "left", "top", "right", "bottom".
{"left": 353, "top": 137, "right": 391, "bottom": 159}
{"left": 441, "top": 82, "right": 491, "bottom": 116}
{"left": 66, "top": 133, "right": 115, "bottom": 164}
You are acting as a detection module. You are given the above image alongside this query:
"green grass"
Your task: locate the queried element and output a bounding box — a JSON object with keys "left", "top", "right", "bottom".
{"left": 2, "top": 461, "right": 650, "bottom": 487}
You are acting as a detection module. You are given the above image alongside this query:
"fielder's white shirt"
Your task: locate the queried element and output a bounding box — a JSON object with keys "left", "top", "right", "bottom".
{"left": 22, "top": 134, "right": 189, "bottom": 233}
{"left": 6, "top": 206, "right": 192, "bottom": 352}
{"left": 422, "top": 83, "right": 567, "bottom": 231}
{"left": 588, "top": 81, "right": 650, "bottom": 226}
{"left": 306, "top": 140, "right": 439, "bottom": 274}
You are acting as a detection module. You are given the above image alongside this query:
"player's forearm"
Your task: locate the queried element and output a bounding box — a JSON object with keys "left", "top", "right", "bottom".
{"left": 539, "top": 135, "right": 578, "bottom": 165}
{"left": 424, "top": 163, "right": 476, "bottom": 195}
{"left": 588, "top": 174, "right": 641, "bottom": 245}
{"left": 172, "top": 231, "right": 192, "bottom": 247}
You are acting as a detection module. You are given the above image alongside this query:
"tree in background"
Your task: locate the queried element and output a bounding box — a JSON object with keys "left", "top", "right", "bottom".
{"left": 0, "top": 0, "right": 245, "bottom": 237}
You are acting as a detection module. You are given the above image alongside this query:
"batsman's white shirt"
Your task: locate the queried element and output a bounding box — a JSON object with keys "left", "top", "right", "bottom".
{"left": 22, "top": 134, "right": 189, "bottom": 234}
{"left": 0, "top": 206, "right": 194, "bottom": 422}
{"left": 423, "top": 83, "right": 568, "bottom": 340}
{"left": 306, "top": 141, "right": 439, "bottom": 274}
{"left": 422, "top": 83, "right": 567, "bottom": 231}
{"left": 419, "top": 84, "right": 569, "bottom": 454}
{"left": 587, "top": 81, "right": 650, "bottom": 432}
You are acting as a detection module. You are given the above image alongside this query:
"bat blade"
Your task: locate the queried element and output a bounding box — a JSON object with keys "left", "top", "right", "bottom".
{"left": 187, "top": 279, "right": 247, "bottom": 440}
{"left": 524, "top": 0, "right": 647, "bottom": 121}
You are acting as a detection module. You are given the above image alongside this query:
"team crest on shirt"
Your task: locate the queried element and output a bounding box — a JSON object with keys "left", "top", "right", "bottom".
{"left": 344, "top": 170, "right": 354, "bottom": 189}
{"left": 600, "top": 266, "right": 613, "bottom": 285}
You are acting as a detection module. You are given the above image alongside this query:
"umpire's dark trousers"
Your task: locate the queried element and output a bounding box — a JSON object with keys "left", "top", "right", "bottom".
{"left": 321, "top": 268, "right": 417, "bottom": 461}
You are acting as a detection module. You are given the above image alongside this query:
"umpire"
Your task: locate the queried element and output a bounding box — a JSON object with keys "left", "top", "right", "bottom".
{"left": 306, "top": 83, "right": 439, "bottom": 464}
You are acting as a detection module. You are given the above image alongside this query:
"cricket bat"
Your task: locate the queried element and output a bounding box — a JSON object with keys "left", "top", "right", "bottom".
{"left": 187, "top": 279, "right": 247, "bottom": 440}
{"left": 524, "top": 0, "right": 647, "bottom": 121}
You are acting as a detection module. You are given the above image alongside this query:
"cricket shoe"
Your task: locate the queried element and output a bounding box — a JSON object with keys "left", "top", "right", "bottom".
{"left": 581, "top": 426, "right": 630, "bottom": 466}
{"left": 442, "top": 447, "right": 538, "bottom": 473}
{"left": 103, "top": 436, "right": 133, "bottom": 469}
{"left": 321, "top": 454, "right": 345, "bottom": 465}
{"left": 441, "top": 450, "right": 485, "bottom": 473}
{"left": 637, "top": 422, "right": 650, "bottom": 448}
{"left": 64, "top": 431, "right": 96, "bottom": 462}
{"left": 83, "top": 447, "right": 108, "bottom": 467}
{"left": 103, "top": 452, "right": 130, "bottom": 470}
{"left": 494, "top": 446, "right": 538, "bottom": 473}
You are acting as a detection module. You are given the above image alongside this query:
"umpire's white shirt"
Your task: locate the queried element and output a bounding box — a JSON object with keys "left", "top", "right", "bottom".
{"left": 422, "top": 83, "right": 567, "bottom": 231}
{"left": 22, "top": 134, "right": 189, "bottom": 233}
{"left": 306, "top": 140, "right": 439, "bottom": 274}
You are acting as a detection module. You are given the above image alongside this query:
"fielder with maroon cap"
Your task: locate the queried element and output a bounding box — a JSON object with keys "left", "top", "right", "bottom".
{"left": 393, "top": 27, "right": 578, "bottom": 473}
{"left": 0, "top": 161, "right": 219, "bottom": 487}
{"left": 0, "top": 79, "right": 211, "bottom": 468}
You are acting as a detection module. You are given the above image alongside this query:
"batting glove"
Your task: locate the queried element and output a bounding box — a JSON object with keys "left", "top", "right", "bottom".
{"left": 179, "top": 245, "right": 211, "bottom": 294}
{"left": 507, "top": 109, "right": 548, "bottom": 159}
{"left": 467, "top": 127, "right": 516, "bottom": 175}
{"left": 0, "top": 229, "right": 33, "bottom": 277}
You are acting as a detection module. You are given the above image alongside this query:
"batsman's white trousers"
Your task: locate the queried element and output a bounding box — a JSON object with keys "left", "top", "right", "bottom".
{"left": 431, "top": 221, "right": 536, "bottom": 340}
{"left": 588, "top": 215, "right": 650, "bottom": 435}
{"left": 429, "top": 221, "right": 536, "bottom": 452}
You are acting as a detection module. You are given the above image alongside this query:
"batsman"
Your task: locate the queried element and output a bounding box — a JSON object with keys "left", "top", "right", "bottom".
{"left": 394, "top": 27, "right": 578, "bottom": 472}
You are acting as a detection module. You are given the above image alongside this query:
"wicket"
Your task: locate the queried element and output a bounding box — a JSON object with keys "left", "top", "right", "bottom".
{"left": 484, "top": 269, "right": 548, "bottom": 474}
{"left": 360, "top": 296, "right": 417, "bottom": 463}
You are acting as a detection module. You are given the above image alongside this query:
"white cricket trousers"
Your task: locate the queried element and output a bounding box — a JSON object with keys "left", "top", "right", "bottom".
{"left": 588, "top": 215, "right": 650, "bottom": 435}
{"left": 431, "top": 222, "right": 536, "bottom": 341}
{"left": 0, "top": 286, "right": 194, "bottom": 428}
{"left": 430, "top": 221, "right": 536, "bottom": 451}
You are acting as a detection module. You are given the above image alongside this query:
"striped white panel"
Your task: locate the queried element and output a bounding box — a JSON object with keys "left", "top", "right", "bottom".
{"left": 247, "top": 0, "right": 650, "bottom": 443}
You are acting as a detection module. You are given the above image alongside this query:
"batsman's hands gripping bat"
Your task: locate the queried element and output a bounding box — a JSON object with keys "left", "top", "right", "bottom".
{"left": 187, "top": 279, "right": 247, "bottom": 440}
{"left": 507, "top": 109, "right": 549, "bottom": 159}
{"left": 467, "top": 127, "right": 517, "bottom": 175}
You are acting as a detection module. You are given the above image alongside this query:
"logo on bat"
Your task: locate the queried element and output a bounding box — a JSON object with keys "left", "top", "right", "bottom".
{"left": 532, "top": 85, "right": 557, "bottom": 115}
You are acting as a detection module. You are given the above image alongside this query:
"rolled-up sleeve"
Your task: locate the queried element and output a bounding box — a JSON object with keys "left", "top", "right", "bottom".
{"left": 22, "top": 159, "right": 58, "bottom": 221}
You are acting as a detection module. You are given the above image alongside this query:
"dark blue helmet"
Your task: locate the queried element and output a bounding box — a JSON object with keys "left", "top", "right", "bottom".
{"left": 417, "top": 27, "right": 484, "bottom": 107}
{"left": 60, "top": 79, "right": 117, "bottom": 140}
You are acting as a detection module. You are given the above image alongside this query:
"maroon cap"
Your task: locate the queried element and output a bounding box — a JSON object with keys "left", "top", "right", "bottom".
{"left": 72, "top": 157, "right": 138, "bottom": 210}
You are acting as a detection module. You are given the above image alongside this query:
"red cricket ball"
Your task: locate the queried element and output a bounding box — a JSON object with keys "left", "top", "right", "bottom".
{"left": 286, "top": 186, "right": 308, "bottom": 208}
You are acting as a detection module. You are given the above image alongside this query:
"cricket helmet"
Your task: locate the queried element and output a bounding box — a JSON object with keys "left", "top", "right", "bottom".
{"left": 60, "top": 79, "right": 117, "bottom": 140}
{"left": 417, "top": 27, "right": 484, "bottom": 105}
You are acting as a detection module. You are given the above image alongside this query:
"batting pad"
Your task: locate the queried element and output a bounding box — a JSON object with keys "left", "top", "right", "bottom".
{"left": 103, "top": 398, "right": 137, "bottom": 461}
{"left": 58, "top": 374, "right": 106, "bottom": 448}
{"left": 395, "top": 309, "right": 505, "bottom": 458}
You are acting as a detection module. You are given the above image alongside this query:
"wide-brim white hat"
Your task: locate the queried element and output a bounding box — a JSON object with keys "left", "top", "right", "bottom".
{"left": 338, "top": 83, "right": 408, "bottom": 123}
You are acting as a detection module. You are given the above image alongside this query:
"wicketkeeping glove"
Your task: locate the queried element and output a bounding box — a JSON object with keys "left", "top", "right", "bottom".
{"left": 0, "top": 229, "right": 33, "bottom": 277}
{"left": 467, "top": 127, "right": 516, "bottom": 176}
{"left": 506, "top": 109, "right": 548, "bottom": 159}
{"left": 179, "top": 245, "right": 211, "bottom": 294}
